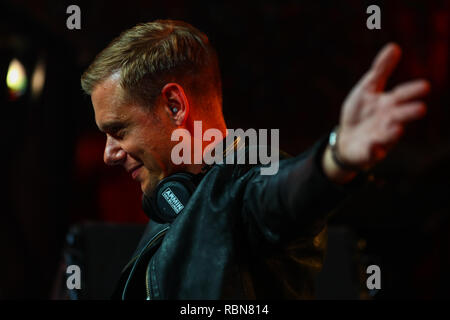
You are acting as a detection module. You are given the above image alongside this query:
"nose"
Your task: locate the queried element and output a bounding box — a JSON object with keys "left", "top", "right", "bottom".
{"left": 103, "top": 135, "right": 126, "bottom": 166}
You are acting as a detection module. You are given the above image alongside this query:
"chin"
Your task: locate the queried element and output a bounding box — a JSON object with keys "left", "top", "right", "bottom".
{"left": 141, "top": 181, "right": 152, "bottom": 196}
{"left": 141, "top": 177, "right": 159, "bottom": 196}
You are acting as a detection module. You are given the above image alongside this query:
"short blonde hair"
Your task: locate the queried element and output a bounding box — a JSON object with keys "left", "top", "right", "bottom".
{"left": 81, "top": 20, "right": 222, "bottom": 110}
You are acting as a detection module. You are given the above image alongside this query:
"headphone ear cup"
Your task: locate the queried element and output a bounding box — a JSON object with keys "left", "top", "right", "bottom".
{"left": 141, "top": 172, "right": 198, "bottom": 223}
{"left": 142, "top": 193, "right": 163, "bottom": 223}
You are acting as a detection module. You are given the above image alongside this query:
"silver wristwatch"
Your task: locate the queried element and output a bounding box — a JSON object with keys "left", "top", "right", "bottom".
{"left": 329, "top": 126, "right": 360, "bottom": 172}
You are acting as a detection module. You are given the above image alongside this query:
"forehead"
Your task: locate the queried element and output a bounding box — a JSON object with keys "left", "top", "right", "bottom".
{"left": 91, "top": 75, "right": 130, "bottom": 128}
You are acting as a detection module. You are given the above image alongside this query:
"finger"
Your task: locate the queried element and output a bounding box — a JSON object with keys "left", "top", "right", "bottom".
{"left": 372, "top": 124, "right": 404, "bottom": 153}
{"left": 384, "top": 124, "right": 404, "bottom": 142}
{"left": 360, "top": 43, "right": 402, "bottom": 92}
{"left": 391, "top": 79, "right": 431, "bottom": 103}
{"left": 391, "top": 101, "right": 427, "bottom": 123}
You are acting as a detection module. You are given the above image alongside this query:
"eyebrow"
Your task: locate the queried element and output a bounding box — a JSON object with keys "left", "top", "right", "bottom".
{"left": 98, "top": 120, "right": 125, "bottom": 133}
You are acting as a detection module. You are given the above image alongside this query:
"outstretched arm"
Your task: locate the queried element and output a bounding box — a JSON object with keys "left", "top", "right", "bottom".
{"left": 242, "top": 44, "right": 431, "bottom": 247}
{"left": 243, "top": 44, "right": 429, "bottom": 243}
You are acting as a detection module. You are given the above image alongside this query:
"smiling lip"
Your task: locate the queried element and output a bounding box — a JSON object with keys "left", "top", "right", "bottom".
{"left": 130, "top": 165, "right": 143, "bottom": 180}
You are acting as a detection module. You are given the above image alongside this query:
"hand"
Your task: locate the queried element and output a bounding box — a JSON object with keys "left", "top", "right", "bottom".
{"left": 337, "top": 43, "right": 430, "bottom": 171}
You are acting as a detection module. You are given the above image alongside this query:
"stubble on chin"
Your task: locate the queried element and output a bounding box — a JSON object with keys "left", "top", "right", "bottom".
{"left": 141, "top": 170, "right": 165, "bottom": 196}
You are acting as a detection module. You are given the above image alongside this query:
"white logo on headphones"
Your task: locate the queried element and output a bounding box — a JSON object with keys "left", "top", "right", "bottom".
{"left": 162, "top": 188, "right": 184, "bottom": 214}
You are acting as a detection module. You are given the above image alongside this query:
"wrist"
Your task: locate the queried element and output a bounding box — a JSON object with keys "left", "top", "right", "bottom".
{"left": 328, "top": 126, "right": 362, "bottom": 172}
{"left": 322, "top": 126, "right": 362, "bottom": 184}
{"left": 322, "top": 144, "right": 358, "bottom": 184}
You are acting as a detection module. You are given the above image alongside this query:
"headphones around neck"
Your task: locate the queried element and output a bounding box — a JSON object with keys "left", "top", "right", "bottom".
{"left": 141, "top": 136, "right": 241, "bottom": 224}
{"left": 141, "top": 169, "right": 208, "bottom": 224}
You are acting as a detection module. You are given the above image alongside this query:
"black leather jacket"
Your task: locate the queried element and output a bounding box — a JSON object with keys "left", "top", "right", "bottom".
{"left": 112, "top": 137, "right": 362, "bottom": 299}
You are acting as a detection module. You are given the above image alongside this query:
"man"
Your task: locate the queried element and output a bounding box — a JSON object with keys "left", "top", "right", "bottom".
{"left": 81, "top": 20, "right": 430, "bottom": 299}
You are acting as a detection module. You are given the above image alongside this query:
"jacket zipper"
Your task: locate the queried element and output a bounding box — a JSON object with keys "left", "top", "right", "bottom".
{"left": 144, "top": 230, "right": 167, "bottom": 300}
{"left": 145, "top": 258, "right": 153, "bottom": 300}
{"left": 122, "top": 227, "right": 169, "bottom": 300}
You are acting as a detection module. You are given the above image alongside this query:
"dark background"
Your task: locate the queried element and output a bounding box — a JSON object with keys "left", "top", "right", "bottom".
{"left": 0, "top": 0, "right": 448, "bottom": 299}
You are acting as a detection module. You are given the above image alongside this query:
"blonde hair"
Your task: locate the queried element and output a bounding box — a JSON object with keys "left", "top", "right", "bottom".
{"left": 81, "top": 20, "right": 222, "bottom": 110}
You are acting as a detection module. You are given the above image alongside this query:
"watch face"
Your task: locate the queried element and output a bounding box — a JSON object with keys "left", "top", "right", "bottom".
{"left": 329, "top": 130, "right": 338, "bottom": 146}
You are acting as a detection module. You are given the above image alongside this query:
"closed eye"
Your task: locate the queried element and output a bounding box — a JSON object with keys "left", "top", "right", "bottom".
{"left": 100, "top": 121, "right": 126, "bottom": 138}
{"left": 114, "top": 128, "right": 126, "bottom": 139}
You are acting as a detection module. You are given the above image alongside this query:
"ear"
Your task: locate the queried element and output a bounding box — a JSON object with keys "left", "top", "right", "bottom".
{"left": 161, "top": 83, "right": 190, "bottom": 126}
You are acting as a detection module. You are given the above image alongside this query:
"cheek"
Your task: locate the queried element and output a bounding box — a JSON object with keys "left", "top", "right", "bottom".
{"left": 132, "top": 119, "right": 174, "bottom": 171}
{"left": 144, "top": 132, "right": 173, "bottom": 167}
{"left": 136, "top": 142, "right": 167, "bottom": 174}
{"left": 147, "top": 152, "right": 168, "bottom": 174}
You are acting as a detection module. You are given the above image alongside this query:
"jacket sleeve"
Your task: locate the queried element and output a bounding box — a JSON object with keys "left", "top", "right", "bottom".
{"left": 240, "top": 134, "right": 366, "bottom": 248}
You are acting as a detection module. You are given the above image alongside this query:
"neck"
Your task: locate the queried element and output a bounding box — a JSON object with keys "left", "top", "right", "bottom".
{"left": 183, "top": 115, "right": 228, "bottom": 175}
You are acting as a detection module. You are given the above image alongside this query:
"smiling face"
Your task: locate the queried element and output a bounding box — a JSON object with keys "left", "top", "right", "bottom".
{"left": 91, "top": 75, "right": 176, "bottom": 195}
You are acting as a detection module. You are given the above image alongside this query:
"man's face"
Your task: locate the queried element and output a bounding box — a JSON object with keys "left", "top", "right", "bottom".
{"left": 91, "top": 75, "right": 175, "bottom": 195}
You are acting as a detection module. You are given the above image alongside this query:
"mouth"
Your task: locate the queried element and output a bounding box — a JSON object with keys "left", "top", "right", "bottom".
{"left": 129, "top": 164, "right": 143, "bottom": 180}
